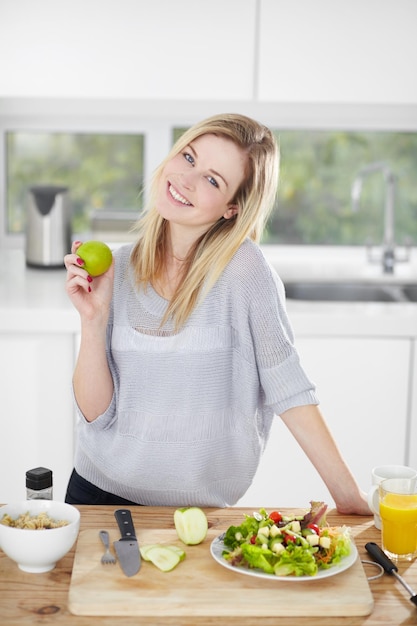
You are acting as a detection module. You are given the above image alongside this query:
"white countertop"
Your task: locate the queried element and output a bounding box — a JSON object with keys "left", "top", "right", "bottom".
{"left": 1, "top": 247, "right": 417, "bottom": 338}
{"left": 0, "top": 249, "right": 80, "bottom": 333}
{"left": 262, "top": 244, "right": 417, "bottom": 337}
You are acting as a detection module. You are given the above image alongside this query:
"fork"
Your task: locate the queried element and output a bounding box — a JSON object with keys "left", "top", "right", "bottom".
{"left": 99, "top": 530, "right": 116, "bottom": 564}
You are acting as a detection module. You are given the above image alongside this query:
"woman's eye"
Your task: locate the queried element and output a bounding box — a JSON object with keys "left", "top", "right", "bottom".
{"left": 183, "top": 152, "right": 194, "bottom": 165}
{"left": 207, "top": 176, "right": 219, "bottom": 188}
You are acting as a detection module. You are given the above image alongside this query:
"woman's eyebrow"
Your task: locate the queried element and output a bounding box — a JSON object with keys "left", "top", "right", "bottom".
{"left": 187, "top": 143, "right": 228, "bottom": 187}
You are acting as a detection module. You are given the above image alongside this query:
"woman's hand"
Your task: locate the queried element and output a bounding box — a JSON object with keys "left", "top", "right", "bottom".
{"left": 64, "top": 241, "right": 114, "bottom": 323}
{"left": 334, "top": 490, "right": 371, "bottom": 516}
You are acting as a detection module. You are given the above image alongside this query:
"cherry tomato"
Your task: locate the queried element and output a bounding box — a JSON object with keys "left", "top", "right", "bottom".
{"left": 307, "top": 523, "right": 320, "bottom": 535}
{"left": 269, "top": 511, "right": 282, "bottom": 524}
{"left": 284, "top": 532, "right": 296, "bottom": 544}
{"left": 250, "top": 535, "right": 256, "bottom": 544}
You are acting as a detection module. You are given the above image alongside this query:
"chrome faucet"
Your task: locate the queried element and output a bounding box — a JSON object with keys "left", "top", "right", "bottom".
{"left": 351, "top": 161, "right": 409, "bottom": 273}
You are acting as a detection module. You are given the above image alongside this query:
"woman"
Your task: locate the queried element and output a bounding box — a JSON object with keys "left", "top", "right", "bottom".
{"left": 64, "top": 113, "right": 370, "bottom": 514}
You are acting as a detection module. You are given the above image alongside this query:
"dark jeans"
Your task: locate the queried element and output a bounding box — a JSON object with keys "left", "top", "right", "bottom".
{"left": 65, "top": 469, "right": 140, "bottom": 506}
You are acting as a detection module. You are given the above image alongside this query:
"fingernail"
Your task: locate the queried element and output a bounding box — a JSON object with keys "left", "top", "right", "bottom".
{"left": 76, "top": 257, "right": 84, "bottom": 266}
{"left": 88, "top": 286, "right": 91, "bottom": 293}
{"left": 87, "top": 275, "right": 93, "bottom": 283}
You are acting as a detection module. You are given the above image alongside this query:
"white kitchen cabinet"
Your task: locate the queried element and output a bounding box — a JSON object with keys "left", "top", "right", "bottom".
{"left": 236, "top": 337, "right": 411, "bottom": 509}
{"left": 0, "top": 333, "right": 76, "bottom": 503}
{"left": 0, "top": 0, "right": 256, "bottom": 100}
{"left": 408, "top": 340, "right": 417, "bottom": 469}
{"left": 258, "top": 0, "right": 417, "bottom": 104}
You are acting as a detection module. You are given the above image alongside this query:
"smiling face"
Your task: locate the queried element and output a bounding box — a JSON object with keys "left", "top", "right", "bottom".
{"left": 155, "top": 133, "right": 247, "bottom": 239}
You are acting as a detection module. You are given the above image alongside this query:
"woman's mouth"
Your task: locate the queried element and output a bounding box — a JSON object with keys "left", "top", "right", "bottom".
{"left": 168, "top": 184, "right": 192, "bottom": 206}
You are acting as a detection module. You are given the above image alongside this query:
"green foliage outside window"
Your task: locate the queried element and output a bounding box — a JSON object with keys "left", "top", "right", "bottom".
{"left": 268, "top": 130, "right": 417, "bottom": 246}
{"left": 6, "top": 132, "right": 144, "bottom": 234}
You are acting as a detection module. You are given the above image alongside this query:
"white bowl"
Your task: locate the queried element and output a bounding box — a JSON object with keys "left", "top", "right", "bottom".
{"left": 0, "top": 500, "right": 80, "bottom": 573}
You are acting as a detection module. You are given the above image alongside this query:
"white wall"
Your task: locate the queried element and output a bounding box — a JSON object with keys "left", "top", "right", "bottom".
{"left": 0, "top": 0, "right": 416, "bottom": 104}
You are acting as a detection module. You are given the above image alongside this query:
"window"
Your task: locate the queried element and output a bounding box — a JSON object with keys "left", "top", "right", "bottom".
{"left": 6, "top": 131, "right": 144, "bottom": 235}
{"left": 3, "top": 109, "right": 416, "bottom": 249}
{"left": 267, "top": 129, "right": 417, "bottom": 246}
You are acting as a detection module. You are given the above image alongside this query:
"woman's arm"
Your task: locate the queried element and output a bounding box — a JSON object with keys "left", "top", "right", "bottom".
{"left": 280, "top": 404, "right": 371, "bottom": 515}
{"left": 64, "top": 243, "right": 115, "bottom": 422}
{"left": 72, "top": 318, "right": 114, "bottom": 422}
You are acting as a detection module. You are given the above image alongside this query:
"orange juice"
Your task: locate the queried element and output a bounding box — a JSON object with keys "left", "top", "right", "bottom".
{"left": 380, "top": 492, "right": 417, "bottom": 558}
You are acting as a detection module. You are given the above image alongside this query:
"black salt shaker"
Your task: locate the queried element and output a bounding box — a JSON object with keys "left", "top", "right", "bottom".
{"left": 26, "top": 467, "right": 53, "bottom": 500}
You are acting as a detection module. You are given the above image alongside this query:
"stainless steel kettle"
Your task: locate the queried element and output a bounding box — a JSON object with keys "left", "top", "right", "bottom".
{"left": 25, "top": 185, "right": 72, "bottom": 268}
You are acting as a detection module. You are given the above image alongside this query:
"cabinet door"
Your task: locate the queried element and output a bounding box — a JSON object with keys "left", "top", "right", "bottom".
{"left": 0, "top": 333, "right": 75, "bottom": 502}
{"left": 258, "top": 0, "right": 417, "bottom": 104}
{"left": 236, "top": 337, "right": 410, "bottom": 508}
{"left": 408, "top": 340, "right": 417, "bottom": 469}
{"left": 0, "top": 0, "right": 256, "bottom": 100}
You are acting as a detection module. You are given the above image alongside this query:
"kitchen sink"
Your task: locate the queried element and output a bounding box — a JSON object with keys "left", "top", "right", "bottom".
{"left": 402, "top": 284, "right": 417, "bottom": 302}
{"left": 284, "top": 281, "right": 416, "bottom": 303}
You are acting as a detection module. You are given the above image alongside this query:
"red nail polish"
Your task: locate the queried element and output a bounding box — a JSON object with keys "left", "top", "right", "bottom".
{"left": 88, "top": 286, "right": 91, "bottom": 293}
{"left": 87, "top": 275, "right": 93, "bottom": 283}
{"left": 76, "top": 257, "right": 84, "bottom": 266}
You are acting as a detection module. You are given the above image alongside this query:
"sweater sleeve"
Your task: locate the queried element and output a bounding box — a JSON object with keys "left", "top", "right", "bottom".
{"left": 245, "top": 251, "right": 319, "bottom": 415}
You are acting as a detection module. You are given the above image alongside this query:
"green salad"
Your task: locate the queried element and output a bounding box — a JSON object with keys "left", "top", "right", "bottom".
{"left": 222, "top": 502, "right": 351, "bottom": 577}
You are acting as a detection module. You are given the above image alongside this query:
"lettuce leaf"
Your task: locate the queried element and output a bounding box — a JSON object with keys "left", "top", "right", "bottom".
{"left": 240, "top": 544, "right": 275, "bottom": 574}
{"left": 223, "top": 515, "right": 259, "bottom": 550}
{"left": 273, "top": 544, "right": 318, "bottom": 577}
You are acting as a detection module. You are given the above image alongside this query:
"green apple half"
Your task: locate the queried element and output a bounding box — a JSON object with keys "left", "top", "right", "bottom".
{"left": 77, "top": 240, "right": 113, "bottom": 277}
{"left": 174, "top": 507, "right": 208, "bottom": 545}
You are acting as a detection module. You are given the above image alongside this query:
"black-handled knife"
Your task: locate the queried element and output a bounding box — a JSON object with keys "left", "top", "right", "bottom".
{"left": 113, "top": 509, "right": 141, "bottom": 577}
{"left": 365, "top": 542, "right": 417, "bottom": 607}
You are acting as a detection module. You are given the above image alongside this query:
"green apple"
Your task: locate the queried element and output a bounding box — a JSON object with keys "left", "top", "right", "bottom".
{"left": 174, "top": 507, "right": 208, "bottom": 545}
{"left": 77, "top": 240, "right": 113, "bottom": 277}
{"left": 140, "top": 544, "right": 186, "bottom": 572}
{"left": 140, "top": 544, "right": 185, "bottom": 562}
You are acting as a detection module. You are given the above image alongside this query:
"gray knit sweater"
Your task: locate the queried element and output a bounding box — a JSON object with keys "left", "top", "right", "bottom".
{"left": 74, "top": 239, "right": 318, "bottom": 506}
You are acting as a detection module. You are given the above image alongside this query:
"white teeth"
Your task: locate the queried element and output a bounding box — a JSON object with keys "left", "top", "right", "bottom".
{"left": 169, "top": 185, "right": 191, "bottom": 205}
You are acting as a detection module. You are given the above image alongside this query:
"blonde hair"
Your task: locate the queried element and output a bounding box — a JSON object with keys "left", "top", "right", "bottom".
{"left": 131, "top": 113, "right": 279, "bottom": 329}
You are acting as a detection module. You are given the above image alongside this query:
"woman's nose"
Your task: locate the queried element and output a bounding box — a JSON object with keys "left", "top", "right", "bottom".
{"left": 180, "top": 170, "right": 196, "bottom": 190}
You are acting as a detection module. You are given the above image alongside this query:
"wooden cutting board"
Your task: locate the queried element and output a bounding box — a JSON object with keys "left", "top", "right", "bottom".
{"left": 68, "top": 528, "right": 374, "bottom": 617}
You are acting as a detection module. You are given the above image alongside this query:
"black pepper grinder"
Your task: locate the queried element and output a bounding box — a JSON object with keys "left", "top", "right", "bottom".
{"left": 26, "top": 467, "right": 53, "bottom": 500}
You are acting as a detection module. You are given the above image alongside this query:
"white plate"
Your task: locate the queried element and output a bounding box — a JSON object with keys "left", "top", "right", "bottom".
{"left": 210, "top": 533, "right": 358, "bottom": 582}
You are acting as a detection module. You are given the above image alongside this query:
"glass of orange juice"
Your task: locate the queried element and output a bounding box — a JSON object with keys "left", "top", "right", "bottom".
{"left": 378, "top": 478, "right": 417, "bottom": 561}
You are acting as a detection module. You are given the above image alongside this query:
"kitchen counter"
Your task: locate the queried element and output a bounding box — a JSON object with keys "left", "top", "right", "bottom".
{"left": 265, "top": 244, "right": 417, "bottom": 337}
{"left": 1, "top": 247, "right": 417, "bottom": 337}
{"left": 1, "top": 505, "right": 416, "bottom": 625}
{"left": 0, "top": 249, "right": 79, "bottom": 333}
